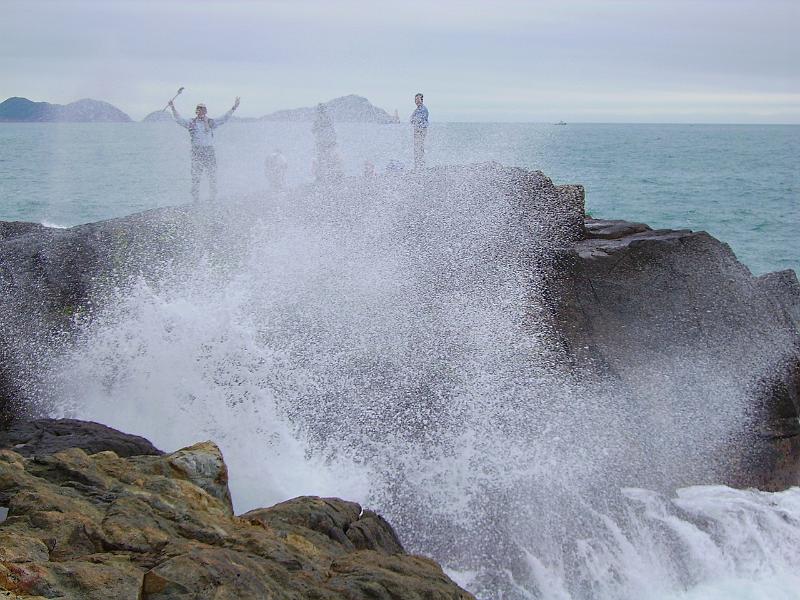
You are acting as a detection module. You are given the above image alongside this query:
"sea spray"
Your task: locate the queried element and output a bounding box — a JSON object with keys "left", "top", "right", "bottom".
{"left": 42, "top": 165, "right": 800, "bottom": 599}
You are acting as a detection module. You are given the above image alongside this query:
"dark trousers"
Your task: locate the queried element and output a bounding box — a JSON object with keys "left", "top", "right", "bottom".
{"left": 413, "top": 127, "right": 427, "bottom": 169}
{"left": 191, "top": 146, "right": 217, "bottom": 201}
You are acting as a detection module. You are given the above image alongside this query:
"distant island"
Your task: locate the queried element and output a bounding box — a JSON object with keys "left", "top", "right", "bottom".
{"left": 1, "top": 94, "right": 399, "bottom": 124}
{"left": 0, "top": 97, "right": 132, "bottom": 122}
{"left": 142, "top": 94, "right": 397, "bottom": 124}
{"left": 261, "top": 95, "right": 398, "bottom": 123}
{"left": 141, "top": 109, "right": 173, "bottom": 123}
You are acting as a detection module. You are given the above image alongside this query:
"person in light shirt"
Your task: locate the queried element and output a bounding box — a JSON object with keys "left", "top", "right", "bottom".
{"left": 410, "top": 93, "right": 429, "bottom": 169}
{"left": 169, "top": 97, "right": 240, "bottom": 201}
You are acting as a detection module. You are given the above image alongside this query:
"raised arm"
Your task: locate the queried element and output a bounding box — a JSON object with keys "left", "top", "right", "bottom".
{"left": 168, "top": 101, "right": 189, "bottom": 128}
{"left": 214, "top": 97, "right": 240, "bottom": 127}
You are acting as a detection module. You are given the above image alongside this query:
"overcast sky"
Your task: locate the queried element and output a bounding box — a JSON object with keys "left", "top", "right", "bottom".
{"left": 2, "top": 0, "right": 798, "bottom": 122}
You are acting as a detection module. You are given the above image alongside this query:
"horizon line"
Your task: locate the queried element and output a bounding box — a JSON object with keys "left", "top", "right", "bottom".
{"left": 2, "top": 96, "right": 798, "bottom": 127}
{"left": 1, "top": 120, "right": 799, "bottom": 126}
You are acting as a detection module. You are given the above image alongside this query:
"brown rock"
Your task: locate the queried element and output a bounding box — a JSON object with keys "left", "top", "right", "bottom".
{"left": 0, "top": 435, "right": 474, "bottom": 599}
{"left": 141, "top": 548, "right": 298, "bottom": 600}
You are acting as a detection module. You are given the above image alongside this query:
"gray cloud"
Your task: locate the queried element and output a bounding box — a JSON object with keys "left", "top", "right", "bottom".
{"left": 1, "top": 0, "right": 798, "bottom": 122}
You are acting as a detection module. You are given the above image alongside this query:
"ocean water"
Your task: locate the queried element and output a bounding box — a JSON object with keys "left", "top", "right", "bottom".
{"left": 0, "top": 122, "right": 797, "bottom": 275}
{"left": 3, "top": 122, "right": 800, "bottom": 600}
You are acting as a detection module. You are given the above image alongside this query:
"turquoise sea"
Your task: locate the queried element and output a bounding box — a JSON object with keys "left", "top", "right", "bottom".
{"left": 0, "top": 122, "right": 797, "bottom": 275}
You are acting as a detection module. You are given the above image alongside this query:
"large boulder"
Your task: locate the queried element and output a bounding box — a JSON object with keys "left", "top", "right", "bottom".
{"left": 547, "top": 218, "right": 800, "bottom": 488}
{"left": 0, "top": 433, "right": 473, "bottom": 599}
{"left": 0, "top": 205, "right": 210, "bottom": 423}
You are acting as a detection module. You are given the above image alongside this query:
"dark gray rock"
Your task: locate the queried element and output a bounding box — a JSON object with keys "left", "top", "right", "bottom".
{"left": 575, "top": 227, "right": 692, "bottom": 258}
{"left": 584, "top": 218, "right": 651, "bottom": 240}
{"left": 757, "top": 269, "right": 800, "bottom": 330}
{"left": 0, "top": 204, "right": 210, "bottom": 423}
{"left": 0, "top": 362, "right": 25, "bottom": 428}
{"left": 549, "top": 221, "right": 800, "bottom": 488}
{"left": 0, "top": 418, "right": 162, "bottom": 457}
{"left": 0, "top": 221, "right": 49, "bottom": 241}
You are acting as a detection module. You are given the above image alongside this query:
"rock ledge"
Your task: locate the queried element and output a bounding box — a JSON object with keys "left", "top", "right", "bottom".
{"left": 0, "top": 426, "right": 473, "bottom": 599}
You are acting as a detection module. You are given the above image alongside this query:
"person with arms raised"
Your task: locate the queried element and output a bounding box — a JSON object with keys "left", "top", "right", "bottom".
{"left": 169, "top": 97, "right": 240, "bottom": 201}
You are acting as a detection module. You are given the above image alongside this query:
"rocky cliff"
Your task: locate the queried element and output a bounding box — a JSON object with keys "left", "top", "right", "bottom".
{"left": 0, "top": 418, "right": 472, "bottom": 599}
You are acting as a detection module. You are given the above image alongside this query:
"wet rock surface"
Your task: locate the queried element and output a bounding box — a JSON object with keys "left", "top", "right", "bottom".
{"left": 0, "top": 163, "right": 581, "bottom": 420}
{"left": 0, "top": 418, "right": 162, "bottom": 459}
{"left": 0, "top": 222, "right": 49, "bottom": 242}
{"left": 0, "top": 436, "right": 473, "bottom": 599}
{"left": 583, "top": 217, "right": 651, "bottom": 240}
{"left": 757, "top": 269, "right": 800, "bottom": 330}
{"left": 551, "top": 221, "right": 800, "bottom": 488}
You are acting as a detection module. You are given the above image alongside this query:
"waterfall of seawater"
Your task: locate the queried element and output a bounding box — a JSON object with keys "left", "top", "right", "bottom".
{"left": 44, "top": 170, "right": 800, "bottom": 599}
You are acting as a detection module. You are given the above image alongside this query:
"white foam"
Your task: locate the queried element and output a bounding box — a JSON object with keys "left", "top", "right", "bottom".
{"left": 44, "top": 173, "right": 800, "bottom": 599}
{"left": 40, "top": 220, "right": 69, "bottom": 229}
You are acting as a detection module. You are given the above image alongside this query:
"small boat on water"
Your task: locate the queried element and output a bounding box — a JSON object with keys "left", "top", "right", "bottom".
{"left": 555, "top": 120, "right": 567, "bottom": 125}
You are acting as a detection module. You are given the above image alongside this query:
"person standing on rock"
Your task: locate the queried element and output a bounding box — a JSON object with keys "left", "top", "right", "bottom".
{"left": 169, "top": 97, "right": 240, "bottom": 201}
{"left": 265, "top": 148, "right": 288, "bottom": 191}
{"left": 311, "top": 103, "right": 343, "bottom": 182}
{"left": 410, "top": 93, "right": 429, "bottom": 169}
